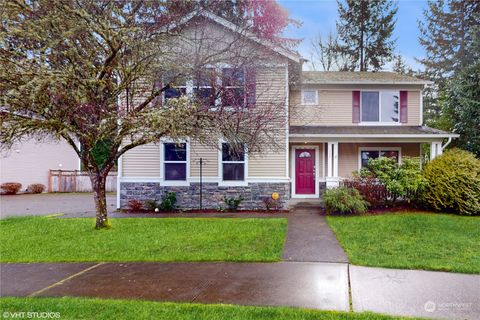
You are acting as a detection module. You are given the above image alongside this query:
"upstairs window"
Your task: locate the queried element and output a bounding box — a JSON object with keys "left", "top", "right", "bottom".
{"left": 163, "top": 143, "right": 187, "bottom": 181}
{"left": 193, "top": 68, "right": 216, "bottom": 107}
{"left": 221, "top": 143, "right": 245, "bottom": 181}
{"left": 302, "top": 89, "right": 317, "bottom": 105}
{"left": 361, "top": 91, "right": 399, "bottom": 123}
{"left": 164, "top": 75, "right": 187, "bottom": 103}
{"left": 222, "top": 68, "right": 245, "bottom": 107}
{"left": 162, "top": 67, "right": 253, "bottom": 109}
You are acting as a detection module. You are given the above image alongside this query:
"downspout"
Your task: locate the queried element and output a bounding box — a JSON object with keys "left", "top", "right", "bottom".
{"left": 441, "top": 137, "right": 453, "bottom": 151}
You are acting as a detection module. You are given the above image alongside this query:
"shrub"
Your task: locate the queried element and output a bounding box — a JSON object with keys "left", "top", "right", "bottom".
{"left": 159, "top": 192, "right": 177, "bottom": 211}
{"left": 343, "top": 175, "right": 387, "bottom": 207}
{"left": 127, "top": 199, "right": 143, "bottom": 212}
{"left": 144, "top": 199, "right": 159, "bottom": 212}
{"left": 27, "top": 183, "right": 46, "bottom": 194}
{"left": 263, "top": 197, "right": 280, "bottom": 211}
{"left": 224, "top": 195, "right": 244, "bottom": 211}
{"left": 323, "top": 187, "right": 369, "bottom": 215}
{"left": 421, "top": 149, "right": 480, "bottom": 215}
{"left": 359, "top": 156, "right": 426, "bottom": 205}
{"left": 0, "top": 182, "right": 22, "bottom": 195}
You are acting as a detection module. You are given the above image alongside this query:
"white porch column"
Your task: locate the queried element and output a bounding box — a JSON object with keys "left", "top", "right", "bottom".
{"left": 326, "top": 141, "right": 339, "bottom": 188}
{"left": 430, "top": 141, "right": 443, "bottom": 160}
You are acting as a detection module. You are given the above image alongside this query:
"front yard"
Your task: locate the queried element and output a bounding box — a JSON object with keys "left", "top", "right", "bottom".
{"left": 0, "top": 297, "right": 421, "bottom": 320}
{"left": 0, "top": 216, "right": 287, "bottom": 262}
{"left": 327, "top": 213, "right": 480, "bottom": 274}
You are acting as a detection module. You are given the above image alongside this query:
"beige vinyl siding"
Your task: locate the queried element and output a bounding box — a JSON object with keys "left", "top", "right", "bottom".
{"left": 248, "top": 66, "right": 288, "bottom": 178}
{"left": 190, "top": 141, "right": 218, "bottom": 177}
{"left": 337, "top": 142, "right": 421, "bottom": 178}
{"left": 120, "top": 66, "right": 289, "bottom": 179}
{"left": 290, "top": 87, "right": 422, "bottom": 126}
{"left": 122, "top": 143, "right": 160, "bottom": 177}
{"left": 290, "top": 90, "right": 352, "bottom": 126}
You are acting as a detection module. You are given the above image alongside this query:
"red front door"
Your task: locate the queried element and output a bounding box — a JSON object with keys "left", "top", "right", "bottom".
{"left": 295, "top": 149, "right": 315, "bottom": 194}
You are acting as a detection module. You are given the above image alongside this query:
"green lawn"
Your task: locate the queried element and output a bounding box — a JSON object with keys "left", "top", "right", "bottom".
{"left": 327, "top": 213, "right": 480, "bottom": 274}
{"left": 0, "top": 297, "right": 422, "bottom": 320}
{"left": 0, "top": 216, "right": 287, "bottom": 262}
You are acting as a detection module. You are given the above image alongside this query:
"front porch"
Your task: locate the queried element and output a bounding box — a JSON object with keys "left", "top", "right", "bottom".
{"left": 288, "top": 126, "right": 459, "bottom": 199}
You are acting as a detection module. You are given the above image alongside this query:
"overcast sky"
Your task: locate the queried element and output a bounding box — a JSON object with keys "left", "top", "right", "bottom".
{"left": 278, "top": 0, "right": 429, "bottom": 71}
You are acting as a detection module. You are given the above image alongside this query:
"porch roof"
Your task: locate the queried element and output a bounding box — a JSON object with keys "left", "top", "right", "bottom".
{"left": 289, "top": 126, "right": 459, "bottom": 139}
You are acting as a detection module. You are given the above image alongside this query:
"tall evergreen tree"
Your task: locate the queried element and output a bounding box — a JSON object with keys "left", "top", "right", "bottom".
{"left": 418, "top": 0, "right": 480, "bottom": 83}
{"left": 442, "top": 62, "right": 480, "bottom": 157}
{"left": 336, "top": 0, "right": 398, "bottom": 71}
{"left": 417, "top": 0, "right": 479, "bottom": 130}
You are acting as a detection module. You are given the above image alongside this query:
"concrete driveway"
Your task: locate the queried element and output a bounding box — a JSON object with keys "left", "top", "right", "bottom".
{"left": 0, "top": 193, "right": 117, "bottom": 219}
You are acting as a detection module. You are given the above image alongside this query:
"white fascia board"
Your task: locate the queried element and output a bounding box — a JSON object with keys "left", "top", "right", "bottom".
{"left": 289, "top": 133, "right": 460, "bottom": 139}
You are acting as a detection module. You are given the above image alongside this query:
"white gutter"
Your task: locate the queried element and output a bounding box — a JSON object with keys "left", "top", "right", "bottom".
{"left": 301, "top": 81, "right": 433, "bottom": 85}
{"left": 289, "top": 133, "right": 460, "bottom": 139}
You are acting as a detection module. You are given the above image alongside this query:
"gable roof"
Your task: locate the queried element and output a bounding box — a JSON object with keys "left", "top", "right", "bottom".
{"left": 180, "top": 10, "right": 301, "bottom": 63}
{"left": 301, "top": 71, "right": 432, "bottom": 85}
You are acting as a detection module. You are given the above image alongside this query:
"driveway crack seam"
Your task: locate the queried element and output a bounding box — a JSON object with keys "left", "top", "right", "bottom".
{"left": 28, "top": 263, "right": 105, "bottom": 297}
{"left": 347, "top": 263, "right": 353, "bottom": 312}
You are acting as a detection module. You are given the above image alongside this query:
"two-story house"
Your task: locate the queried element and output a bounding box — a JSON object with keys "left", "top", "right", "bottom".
{"left": 117, "top": 11, "right": 458, "bottom": 210}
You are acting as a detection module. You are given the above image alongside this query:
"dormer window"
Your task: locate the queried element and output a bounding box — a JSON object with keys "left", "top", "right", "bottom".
{"left": 361, "top": 91, "right": 399, "bottom": 123}
{"left": 302, "top": 89, "right": 318, "bottom": 105}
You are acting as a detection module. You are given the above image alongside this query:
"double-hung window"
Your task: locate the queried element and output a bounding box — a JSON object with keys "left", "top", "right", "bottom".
{"left": 222, "top": 68, "right": 245, "bottom": 108}
{"left": 360, "top": 148, "right": 400, "bottom": 169}
{"left": 361, "top": 91, "right": 399, "bottom": 123}
{"left": 221, "top": 143, "right": 245, "bottom": 181}
{"left": 164, "top": 76, "right": 187, "bottom": 103}
{"left": 193, "top": 68, "right": 216, "bottom": 107}
{"left": 163, "top": 143, "right": 187, "bottom": 181}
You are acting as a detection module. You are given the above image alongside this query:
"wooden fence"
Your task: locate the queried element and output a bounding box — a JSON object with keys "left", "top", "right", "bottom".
{"left": 48, "top": 170, "right": 117, "bottom": 193}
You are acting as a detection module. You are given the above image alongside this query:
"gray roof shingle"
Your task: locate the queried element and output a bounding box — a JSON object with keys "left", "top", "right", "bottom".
{"left": 289, "top": 126, "right": 457, "bottom": 136}
{"left": 301, "top": 71, "right": 431, "bottom": 84}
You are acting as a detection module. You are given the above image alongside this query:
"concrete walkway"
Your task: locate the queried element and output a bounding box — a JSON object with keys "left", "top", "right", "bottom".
{"left": 282, "top": 205, "right": 348, "bottom": 263}
{"left": 1, "top": 262, "right": 479, "bottom": 319}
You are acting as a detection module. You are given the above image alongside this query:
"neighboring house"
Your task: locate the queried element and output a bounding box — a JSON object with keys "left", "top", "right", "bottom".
{"left": 118, "top": 12, "right": 458, "bottom": 209}
{"left": 1, "top": 138, "right": 79, "bottom": 191}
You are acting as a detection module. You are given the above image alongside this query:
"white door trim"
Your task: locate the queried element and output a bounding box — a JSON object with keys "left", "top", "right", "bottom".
{"left": 290, "top": 145, "right": 320, "bottom": 198}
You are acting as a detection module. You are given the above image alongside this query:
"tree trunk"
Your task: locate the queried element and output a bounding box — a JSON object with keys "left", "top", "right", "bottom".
{"left": 90, "top": 173, "right": 109, "bottom": 229}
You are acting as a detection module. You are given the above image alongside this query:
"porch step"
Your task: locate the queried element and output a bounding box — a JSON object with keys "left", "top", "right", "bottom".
{"left": 287, "top": 198, "right": 323, "bottom": 209}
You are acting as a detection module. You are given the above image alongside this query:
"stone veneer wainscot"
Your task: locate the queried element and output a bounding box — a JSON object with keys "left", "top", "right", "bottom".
{"left": 120, "top": 182, "right": 290, "bottom": 210}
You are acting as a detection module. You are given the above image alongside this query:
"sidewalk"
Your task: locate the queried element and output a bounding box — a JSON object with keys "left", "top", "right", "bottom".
{"left": 1, "top": 262, "right": 479, "bottom": 319}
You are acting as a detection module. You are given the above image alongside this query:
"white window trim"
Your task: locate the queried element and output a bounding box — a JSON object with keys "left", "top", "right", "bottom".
{"left": 301, "top": 89, "right": 318, "bottom": 105}
{"left": 358, "top": 147, "right": 402, "bottom": 171}
{"left": 290, "top": 145, "right": 320, "bottom": 198}
{"left": 163, "top": 66, "right": 248, "bottom": 110}
{"left": 160, "top": 138, "right": 190, "bottom": 186}
{"left": 359, "top": 90, "right": 401, "bottom": 125}
{"left": 218, "top": 139, "right": 248, "bottom": 187}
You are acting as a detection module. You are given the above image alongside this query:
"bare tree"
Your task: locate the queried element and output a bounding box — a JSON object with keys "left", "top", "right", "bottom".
{"left": 310, "top": 31, "right": 350, "bottom": 71}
